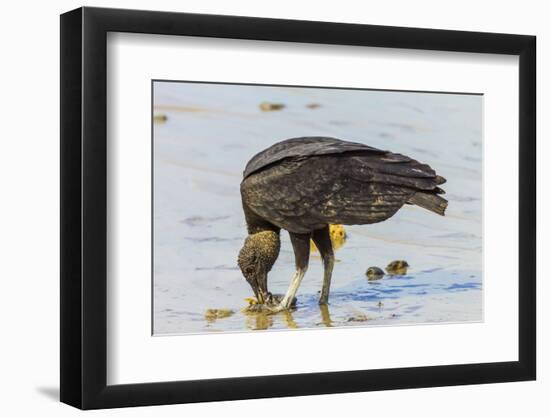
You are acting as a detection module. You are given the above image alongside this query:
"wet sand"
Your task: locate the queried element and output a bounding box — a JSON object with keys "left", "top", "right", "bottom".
{"left": 152, "top": 82, "right": 483, "bottom": 335}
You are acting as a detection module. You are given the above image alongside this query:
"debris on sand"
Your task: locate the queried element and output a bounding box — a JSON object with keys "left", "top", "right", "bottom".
{"left": 306, "top": 103, "right": 322, "bottom": 109}
{"left": 386, "top": 260, "right": 409, "bottom": 276}
{"left": 204, "top": 308, "right": 234, "bottom": 323}
{"left": 329, "top": 224, "right": 347, "bottom": 250}
{"left": 259, "top": 102, "right": 286, "bottom": 112}
{"left": 366, "top": 266, "right": 385, "bottom": 280}
{"left": 347, "top": 313, "right": 369, "bottom": 323}
{"left": 153, "top": 113, "right": 168, "bottom": 123}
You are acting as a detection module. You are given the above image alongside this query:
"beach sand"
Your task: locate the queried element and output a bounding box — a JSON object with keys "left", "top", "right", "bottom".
{"left": 152, "top": 82, "right": 483, "bottom": 335}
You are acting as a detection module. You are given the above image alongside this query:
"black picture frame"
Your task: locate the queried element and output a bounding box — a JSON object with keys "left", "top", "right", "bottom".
{"left": 60, "top": 6, "right": 536, "bottom": 410}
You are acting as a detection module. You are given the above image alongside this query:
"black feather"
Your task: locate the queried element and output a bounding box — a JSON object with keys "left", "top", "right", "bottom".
{"left": 241, "top": 137, "right": 447, "bottom": 234}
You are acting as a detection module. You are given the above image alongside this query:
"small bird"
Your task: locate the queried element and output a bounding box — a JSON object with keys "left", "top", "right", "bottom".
{"left": 237, "top": 137, "right": 447, "bottom": 312}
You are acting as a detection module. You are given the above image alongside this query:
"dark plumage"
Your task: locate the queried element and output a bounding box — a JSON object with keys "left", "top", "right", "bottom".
{"left": 238, "top": 136, "right": 447, "bottom": 311}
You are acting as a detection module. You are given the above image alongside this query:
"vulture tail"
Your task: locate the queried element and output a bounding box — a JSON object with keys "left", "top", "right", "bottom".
{"left": 408, "top": 192, "right": 448, "bottom": 216}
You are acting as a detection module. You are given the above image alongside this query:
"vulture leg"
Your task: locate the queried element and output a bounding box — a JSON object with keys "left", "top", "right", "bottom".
{"left": 311, "top": 226, "right": 335, "bottom": 305}
{"left": 277, "top": 232, "right": 311, "bottom": 310}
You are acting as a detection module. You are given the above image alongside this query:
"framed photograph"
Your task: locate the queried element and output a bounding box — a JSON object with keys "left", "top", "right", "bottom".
{"left": 60, "top": 6, "right": 536, "bottom": 409}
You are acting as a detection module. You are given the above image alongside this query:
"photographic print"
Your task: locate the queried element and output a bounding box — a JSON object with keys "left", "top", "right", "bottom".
{"left": 152, "top": 81, "right": 482, "bottom": 335}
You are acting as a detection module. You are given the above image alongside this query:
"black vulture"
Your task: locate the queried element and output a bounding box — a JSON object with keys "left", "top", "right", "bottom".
{"left": 238, "top": 136, "right": 447, "bottom": 312}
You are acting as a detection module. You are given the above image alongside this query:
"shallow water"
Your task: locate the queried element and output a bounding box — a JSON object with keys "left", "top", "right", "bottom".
{"left": 152, "top": 82, "right": 482, "bottom": 335}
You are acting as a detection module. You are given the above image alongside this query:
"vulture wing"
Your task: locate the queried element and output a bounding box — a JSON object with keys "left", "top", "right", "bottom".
{"left": 241, "top": 142, "right": 447, "bottom": 234}
{"left": 243, "top": 136, "right": 386, "bottom": 179}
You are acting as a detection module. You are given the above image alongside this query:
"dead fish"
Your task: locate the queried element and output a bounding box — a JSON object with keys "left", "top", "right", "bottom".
{"left": 386, "top": 260, "right": 409, "bottom": 275}
{"left": 366, "top": 266, "right": 385, "bottom": 280}
{"left": 259, "top": 102, "right": 286, "bottom": 112}
{"left": 244, "top": 294, "right": 296, "bottom": 312}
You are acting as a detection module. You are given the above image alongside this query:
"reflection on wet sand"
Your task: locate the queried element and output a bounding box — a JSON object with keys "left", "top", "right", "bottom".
{"left": 244, "top": 310, "right": 274, "bottom": 330}
{"left": 319, "top": 304, "right": 333, "bottom": 327}
{"left": 282, "top": 311, "right": 298, "bottom": 329}
{"left": 208, "top": 304, "right": 339, "bottom": 330}
{"left": 242, "top": 305, "right": 284, "bottom": 330}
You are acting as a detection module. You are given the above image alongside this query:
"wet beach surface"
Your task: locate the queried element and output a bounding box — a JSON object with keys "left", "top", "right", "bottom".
{"left": 153, "top": 82, "right": 482, "bottom": 335}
